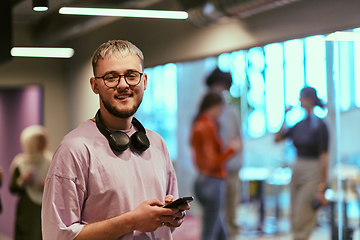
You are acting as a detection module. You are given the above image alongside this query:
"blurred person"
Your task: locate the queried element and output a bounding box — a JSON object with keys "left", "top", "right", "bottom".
{"left": 205, "top": 68, "right": 244, "bottom": 240}
{"left": 10, "top": 125, "right": 52, "bottom": 240}
{"left": 41, "top": 40, "right": 190, "bottom": 240}
{"left": 274, "top": 86, "right": 329, "bottom": 240}
{"left": 191, "top": 92, "right": 242, "bottom": 240}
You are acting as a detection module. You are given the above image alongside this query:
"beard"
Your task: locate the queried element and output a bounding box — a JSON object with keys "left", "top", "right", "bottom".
{"left": 101, "top": 94, "right": 143, "bottom": 119}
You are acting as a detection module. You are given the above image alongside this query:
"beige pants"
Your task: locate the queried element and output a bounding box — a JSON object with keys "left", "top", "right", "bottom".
{"left": 225, "top": 172, "right": 241, "bottom": 239}
{"left": 291, "top": 158, "right": 321, "bottom": 240}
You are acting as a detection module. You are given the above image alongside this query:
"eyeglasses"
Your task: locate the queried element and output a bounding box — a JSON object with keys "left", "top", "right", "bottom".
{"left": 95, "top": 71, "right": 143, "bottom": 87}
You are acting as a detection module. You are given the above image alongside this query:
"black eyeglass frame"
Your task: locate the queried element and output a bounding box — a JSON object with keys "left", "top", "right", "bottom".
{"left": 95, "top": 71, "right": 144, "bottom": 87}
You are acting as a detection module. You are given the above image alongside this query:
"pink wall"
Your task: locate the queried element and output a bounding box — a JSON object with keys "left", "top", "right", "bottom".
{"left": 0, "top": 86, "right": 43, "bottom": 239}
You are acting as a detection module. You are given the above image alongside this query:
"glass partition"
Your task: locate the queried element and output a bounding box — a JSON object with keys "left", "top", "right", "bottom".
{"left": 325, "top": 30, "right": 360, "bottom": 240}
{"left": 137, "top": 29, "right": 360, "bottom": 240}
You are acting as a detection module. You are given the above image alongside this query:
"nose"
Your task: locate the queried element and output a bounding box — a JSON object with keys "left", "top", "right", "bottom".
{"left": 116, "top": 75, "right": 129, "bottom": 88}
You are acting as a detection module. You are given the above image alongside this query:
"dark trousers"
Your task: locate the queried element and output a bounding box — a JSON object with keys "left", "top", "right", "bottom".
{"left": 195, "top": 174, "right": 227, "bottom": 240}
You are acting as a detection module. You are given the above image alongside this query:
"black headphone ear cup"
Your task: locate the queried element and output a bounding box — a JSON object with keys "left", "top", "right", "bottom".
{"left": 109, "top": 131, "right": 130, "bottom": 152}
{"left": 130, "top": 131, "right": 150, "bottom": 151}
{"left": 95, "top": 110, "right": 150, "bottom": 152}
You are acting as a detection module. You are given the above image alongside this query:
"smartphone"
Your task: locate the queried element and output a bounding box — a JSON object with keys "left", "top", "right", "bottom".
{"left": 311, "top": 199, "right": 321, "bottom": 210}
{"left": 163, "top": 196, "right": 194, "bottom": 208}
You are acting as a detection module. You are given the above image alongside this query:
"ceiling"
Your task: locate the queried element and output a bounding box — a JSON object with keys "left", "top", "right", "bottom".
{"left": 12, "top": 0, "right": 184, "bottom": 27}
{"left": 12, "top": 0, "right": 186, "bottom": 45}
{"left": 11, "top": 0, "right": 303, "bottom": 46}
{"left": 10, "top": 0, "right": 360, "bottom": 68}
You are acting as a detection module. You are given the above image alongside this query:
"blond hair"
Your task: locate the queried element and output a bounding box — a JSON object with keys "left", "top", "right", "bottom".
{"left": 91, "top": 40, "right": 144, "bottom": 74}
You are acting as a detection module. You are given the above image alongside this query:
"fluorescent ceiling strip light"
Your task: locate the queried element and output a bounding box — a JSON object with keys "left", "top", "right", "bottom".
{"left": 11, "top": 47, "right": 74, "bottom": 58}
{"left": 33, "top": 6, "right": 48, "bottom": 11}
{"left": 59, "top": 7, "right": 188, "bottom": 19}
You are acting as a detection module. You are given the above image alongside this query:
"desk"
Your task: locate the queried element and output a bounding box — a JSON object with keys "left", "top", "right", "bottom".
{"left": 239, "top": 167, "right": 292, "bottom": 233}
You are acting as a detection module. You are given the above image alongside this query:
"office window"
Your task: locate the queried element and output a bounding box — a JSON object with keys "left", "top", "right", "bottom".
{"left": 136, "top": 63, "right": 178, "bottom": 160}
{"left": 354, "top": 28, "right": 360, "bottom": 107}
{"left": 339, "top": 41, "right": 353, "bottom": 111}
{"left": 218, "top": 53, "right": 231, "bottom": 72}
{"left": 284, "top": 39, "right": 305, "bottom": 109}
{"left": 230, "top": 50, "right": 247, "bottom": 98}
{"left": 305, "top": 35, "right": 327, "bottom": 102}
{"left": 305, "top": 35, "right": 328, "bottom": 118}
{"left": 246, "top": 47, "right": 266, "bottom": 137}
{"left": 141, "top": 28, "right": 360, "bottom": 148}
{"left": 264, "top": 43, "right": 284, "bottom": 133}
{"left": 217, "top": 34, "right": 333, "bottom": 137}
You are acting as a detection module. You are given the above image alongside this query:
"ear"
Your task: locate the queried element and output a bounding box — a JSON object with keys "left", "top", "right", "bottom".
{"left": 143, "top": 73, "right": 147, "bottom": 90}
{"left": 90, "top": 77, "right": 99, "bottom": 94}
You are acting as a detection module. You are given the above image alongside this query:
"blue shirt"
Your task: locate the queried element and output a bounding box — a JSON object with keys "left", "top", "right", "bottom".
{"left": 284, "top": 115, "right": 329, "bottom": 158}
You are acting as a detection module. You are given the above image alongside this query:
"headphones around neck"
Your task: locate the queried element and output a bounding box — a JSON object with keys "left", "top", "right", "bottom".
{"left": 95, "top": 110, "right": 150, "bottom": 152}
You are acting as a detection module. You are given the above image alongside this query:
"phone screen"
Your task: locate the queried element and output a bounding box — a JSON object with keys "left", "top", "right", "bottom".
{"left": 163, "top": 196, "right": 194, "bottom": 208}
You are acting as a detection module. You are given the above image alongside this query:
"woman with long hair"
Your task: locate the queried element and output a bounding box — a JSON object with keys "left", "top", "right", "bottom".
{"left": 191, "top": 92, "right": 242, "bottom": 240}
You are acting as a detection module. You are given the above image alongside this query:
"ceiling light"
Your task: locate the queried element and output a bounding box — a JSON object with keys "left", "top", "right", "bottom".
{"left": 11, "top": 47, "right": 74, "bottom": 58}
{"left": 32, "top": 0, "right": 49, "bottom": 11}
{"left": 59, "top": 7, "right": 189, "bottom": 19}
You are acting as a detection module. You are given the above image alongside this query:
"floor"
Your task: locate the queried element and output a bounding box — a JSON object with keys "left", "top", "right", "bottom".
{"left": 172, "top": 214, "right": 360, "bottom": 240}
{"left": 0, "top": 199, "right": 358, "bottom": 240}
{"left": 172, "top": 200, "right": 360, "bottom": 240}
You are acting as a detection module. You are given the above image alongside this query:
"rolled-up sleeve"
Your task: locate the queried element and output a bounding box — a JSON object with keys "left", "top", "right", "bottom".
{"left": 42, "top": 174, "right": 85, "bottom": 240}
{"left": 41, "top": 140, "right": 88, "bottom": 240}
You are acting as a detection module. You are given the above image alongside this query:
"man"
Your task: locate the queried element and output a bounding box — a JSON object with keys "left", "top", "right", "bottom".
{"left": 42, "top": 40, "right": 190, "bottom": 240}
{"left": 205, "top": 68, "right": 243, "bottom": 240}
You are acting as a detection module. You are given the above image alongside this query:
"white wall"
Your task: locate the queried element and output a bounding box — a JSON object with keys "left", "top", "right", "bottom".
{"left": 67, "top": 60, "right": 99, "bottom": 130}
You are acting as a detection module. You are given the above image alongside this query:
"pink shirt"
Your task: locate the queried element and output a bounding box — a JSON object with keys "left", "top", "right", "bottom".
{"left": 42, "top": 120, "right": 178, "bottom": 240}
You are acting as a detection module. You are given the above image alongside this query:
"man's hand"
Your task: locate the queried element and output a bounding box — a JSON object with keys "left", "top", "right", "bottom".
{"left": 131, "top": 199, "right": 175, "bottom": 232}
{"left": 75, "top": 199, "right": 177, "bottom": 240}
{"left": 163, "top": 195, "right": 191, "bottom": 228}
